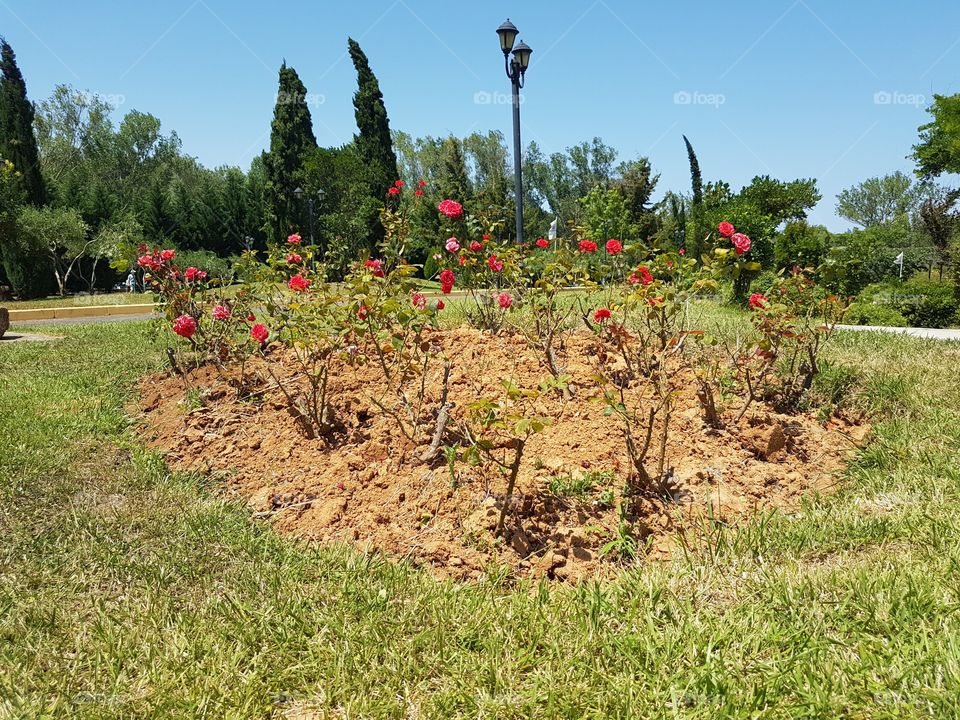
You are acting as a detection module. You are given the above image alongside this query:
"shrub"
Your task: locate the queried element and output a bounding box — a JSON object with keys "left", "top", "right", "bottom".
{"left": 844, "top": 301, "right": 908, "bottom": 327}
{"left": 852, "top": 279, "right": 957, "bottom": 328}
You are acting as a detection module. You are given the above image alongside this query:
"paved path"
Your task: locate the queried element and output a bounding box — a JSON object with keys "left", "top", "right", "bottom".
{"left": 836, "top": 324, "right": 960, "bottom": 342}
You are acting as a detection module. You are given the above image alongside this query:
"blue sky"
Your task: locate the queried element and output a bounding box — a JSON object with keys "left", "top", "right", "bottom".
{"left": 2, "top": 0, "right": 958, "bottom": 229}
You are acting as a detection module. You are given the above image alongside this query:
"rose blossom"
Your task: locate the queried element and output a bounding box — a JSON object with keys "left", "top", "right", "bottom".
{"left": 487, "top": 255, "right": 503, "bottom": 272}
{"left": 160, "top": 249, "right": 175, "bottom": 261}
{"left": 439, "top": 269, "right": 455, "bottom": 294}
{"left": 288, "top": 274, "right": 311, "bottom": 292}
{"left": 184, "top": 266, "right": 201, "bottom": 282}
{"left": 749, "top": 292, "right": 769, "bottom": 310}
{"left": 578, "top": 239, "right": 598, "bottom": 253}
{"left": 415, "top": 189, "right": 423, "bottom": 197}
{"left": 536, "top": 238, "right": 549, "bottom": 249}
{"left": 679, "top": 248, "right": 686, "bottom": 255}
{"left": 497, "top": 292, "right": 512, "bottom": 309}
{"left": 469, "top": 240, "right": 483, "bottom": 252}
{"left": 286, "top": 253, "right": 302, "bottom": 264}
{"left": 437, "top": 199, "right": 463, "bottom": 219}
{"left": 365, "top": 258, "right": 385, "bottom": 278}
{"left": 173, "top": 314, "right": 196, "bottom": 338}
{"left": 605, "top": 239, "right": 623, "bottom": 255}
{"left": 635, "top": 267, "right": 654, "bottom": 286}
{"left": 418, "top": 180, "right": 426, "bottom": 188}
{"left": 458, "top": 256, "right": 466, "bottom": 266}
{"left": 731, "top": 233, "right": 752, "bottom": 255}
{"left": 212, "top": 305, "right": 231, "bottom": 321}
{"left": 387, "top": 186, "right": 400, "bottom": 196}
{"left": 287, "top": 233, "right": 302, "bottom": 245}
{"left": 247, "top": 313, "right": 256, "bottom": 322}
{"left": 445, "top": 237, "right": 460, "bottom": 253}
{"left": 250, "top": 323, "right": 269, "bottom": 343}
{"left": 436, "top": 300, "right": 445, "bottom": 310}
{"left": 137, "top": 255, "right": 160, "bottom": 271}
{"left": 411, "top": 292, "right": 427, "bottom": 309}
{"left": 594, "top": 308, "right": 612, "bottom": 323}
{"left": 357, "top": 305, "right": 368, "bottom": 320}
{"left": 718, "top": 221, "right": 735, "bottom": 238}
{"left": 394, "top": 179, "right": 404, "bottom": 188}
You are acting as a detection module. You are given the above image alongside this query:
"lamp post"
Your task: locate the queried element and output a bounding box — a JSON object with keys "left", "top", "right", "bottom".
{"left": 496, "top": 19, "right": 532, "bottom": 245}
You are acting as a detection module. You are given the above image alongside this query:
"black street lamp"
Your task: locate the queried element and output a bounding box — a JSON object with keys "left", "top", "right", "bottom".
{"left": 497, "top": 19, "right": 532, "bottom": 245}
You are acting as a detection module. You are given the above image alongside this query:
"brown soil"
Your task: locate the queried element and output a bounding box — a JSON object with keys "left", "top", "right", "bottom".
{"left": 135, "top": 328, "right": 868, "bottom": 582}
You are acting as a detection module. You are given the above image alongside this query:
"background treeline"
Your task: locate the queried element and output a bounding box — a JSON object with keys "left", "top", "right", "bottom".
{"left": 2, "top": 35, "right": 959, "bottom": 309}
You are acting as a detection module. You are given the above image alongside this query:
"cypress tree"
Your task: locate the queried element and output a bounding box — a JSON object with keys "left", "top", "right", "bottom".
{"left": 682, "top": 135, "right": 702, "bottom": 207}
{"left": 264, "top": 62, "right": 317, "bottom": 243}
{"left": 348, "top": 38, "right": 399, "bottom": 199}
{"left": 438, "top": 136, "right": 471, "bottom": 202}
{"left": 0, "top": 38, "right": 45, "bottom": 205}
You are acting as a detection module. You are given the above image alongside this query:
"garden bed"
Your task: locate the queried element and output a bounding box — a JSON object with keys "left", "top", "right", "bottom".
{"left": 136, "top": 327, "right": 867, "bottom": 582}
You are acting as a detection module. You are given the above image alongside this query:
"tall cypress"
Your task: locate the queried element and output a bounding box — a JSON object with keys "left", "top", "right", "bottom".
{"left": 682, "top": 135, "right": 702, "bottom": 207}
{"left": 0, "top": 38, "right": 45, "bottom": 205}
{"left": 348, "top": 38, "right": 399, "bottom": 199}
{"left": 264, "top": 62, "right": 317, "bottom": 243}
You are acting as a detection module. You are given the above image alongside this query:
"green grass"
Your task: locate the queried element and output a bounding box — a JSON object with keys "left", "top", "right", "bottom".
{"left": 3, "top": 320, "right": 960, "bottom": 717}
{"left": 1, "top": 291, "right": 156, "bottom": 310}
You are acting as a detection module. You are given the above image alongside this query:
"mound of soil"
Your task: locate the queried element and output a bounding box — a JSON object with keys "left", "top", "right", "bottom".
{"left": 136, "top": 328, "right": 867, "bottom": 581}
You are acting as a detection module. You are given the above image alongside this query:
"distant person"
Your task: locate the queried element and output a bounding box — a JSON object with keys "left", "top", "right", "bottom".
{"left": 125, "top": 271, "right": 137, "bottom": 293}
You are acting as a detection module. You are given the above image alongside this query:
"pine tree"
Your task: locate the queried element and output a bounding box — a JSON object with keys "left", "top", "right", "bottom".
{"left": 348, "top": 38, "right": 399, "bottom": 200}
{"left": 263, "top": 62, "right": 317, "bottom": 243}
{"left": 0, "top": 38, "right": 45, "bottom": 205}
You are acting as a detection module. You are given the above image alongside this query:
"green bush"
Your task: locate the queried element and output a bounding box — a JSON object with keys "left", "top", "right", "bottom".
{"left": 175, "top": 250, "right": 237, "bottom": 282}
{"left": 844, "top": 301, "right": 908, "bottom": 327}
{"left": 850, "top": 279, "right": 957, "bottom": 328}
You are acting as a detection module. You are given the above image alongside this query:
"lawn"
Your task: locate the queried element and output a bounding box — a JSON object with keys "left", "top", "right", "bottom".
{"left": 2, "top": 320, "right": 960, "bottom": 717}
{"left": 2, "top": 292, "right": 154, "bottom": 310}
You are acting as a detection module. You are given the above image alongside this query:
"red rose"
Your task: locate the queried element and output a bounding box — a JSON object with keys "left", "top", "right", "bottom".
{"left": 411, "top": 292, "right": 427, "bottom": 309}
{"left": 679, "top": 248, "right": 686, "bottom": 255}
{"left": 718, "top": 221, "right": 735, "bottom": 238}
{"left": 387, "top": 186, "right": 400, "bottom": 196}
{"left": 286, "top": 253, "right": 302, "bottom": 264}
{"left": 436, "top": 300, "right": 445, "bottom": 310}
{"left": 357, "top": 305, "right": 368, "bottom": 320}
{"left": 578, "top": 240, "right": 598, "bottom": 253}
{"left": 438, "top": 199, "right": 463, "bottom": 219}
{"left": 497, "top": 292, "right": 512, "bottom": 309}
{"left": 635, "top": 267, "right": 654, "bottom": 286}
{"left": 536, "top": 238, "right": 549, "bottom": 249}
{"left": 247, "top": 313, "right": 256, "bottom": 322}
{"left": 439, "top": 269, "right": 455, "bottom": 293}
{"left": 160, "top": 249, "right": 175, "bottom": 261}
{"left": 731, "top": 233, "right": 752, "bottom": 255}
{"left": 418, "top": 180, "right": 426, "bottom": 188}
{"left": 365, "top": 258, "right": 385, "bottom": 278}
{"left": 594, "top": 308, "right": 611, "bottom": 323}
{"left": 287, "top": 233, "right": 302, "bottom": 245}
{"left": 184, "top": 266, "right": 200, "bottom": 282}
{"left": 173, "top": 314, "right": 196, "bottom": 338}
{"left": 458, "top": 255, "right": 466, "bottom": 266}
{"left": 415, "top": 189, "right": 424, "bottom": 197}
{"left": 394, "top": 179, "right": 404, "bottom": 188}
{"left": 250, "top": 323, "right": 269, "bottom": 343}
{"left": 605, "top": 239, "right": 622, "bottom": 255}
{"left": 482, "top": 234, "right": 491, "bottom": 241}
{"left": 749, "top": 292, "right": 768, "bottom": 310}
{"left": 212, "top": 305, "right": 231, "bottom": 321}
{"left": 487, "top": 255, "right": 504, "bottom": 272}
{"left": 469, "top": 241, "right": 483, "bottom": 252}
{"left": 288, "top": 274, "right": 311, "bottom": 292}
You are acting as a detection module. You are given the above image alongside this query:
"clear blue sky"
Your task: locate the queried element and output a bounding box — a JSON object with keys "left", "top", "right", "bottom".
{"left": 2, "top": 0, "right": 958, "bottom": 229}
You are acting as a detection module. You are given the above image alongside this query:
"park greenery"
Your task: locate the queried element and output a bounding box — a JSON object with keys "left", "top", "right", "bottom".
{"left": 4, "top": 22, "right": 960, "bottom": 719}
{"left": 2, "top": 33, "right": 959, "bottom": 323}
